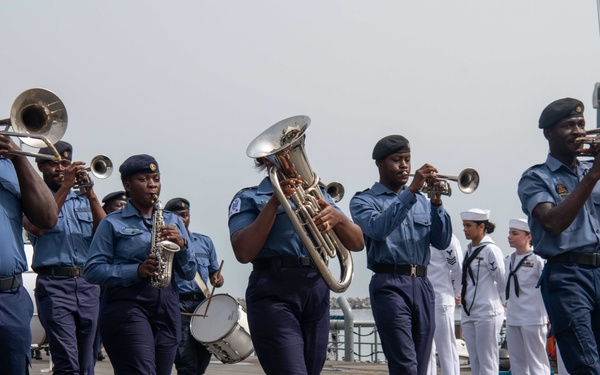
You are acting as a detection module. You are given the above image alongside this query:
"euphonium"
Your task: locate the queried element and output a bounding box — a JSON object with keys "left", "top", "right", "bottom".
{"left": 150, "top": 194, "right": 181, "bottom": 289}
{"left": 246, "top": 115, "right": 354, "bottom": 293}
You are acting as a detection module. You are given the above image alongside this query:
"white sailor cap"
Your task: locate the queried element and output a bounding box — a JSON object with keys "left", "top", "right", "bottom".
{"left": 509, "top": 218, "right": 530, "bottom": 232}
{"left": 460, "top": 208, "right": 490, "bottom": 221}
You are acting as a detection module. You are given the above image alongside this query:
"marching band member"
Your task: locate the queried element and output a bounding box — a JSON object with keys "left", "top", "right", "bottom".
{"left": 350, "top": 135, "right": 453, "bottom": 375}
{"left": 228, "top": 155, "right": 363, "bottom": 375}
{"left": 427, "top": 234, "right": 463, "bottom": 375}
{"left": 24, "top": 141, "right": 105, "bottom": 375}
{"left": 459, "top": 208, "right": 505, "bottom": 375}
{"left": 84, "top": 154, "right": 195, "bottom": 375}
{"left": 518, "top": 98, "right": 600, "bottom": 373}
{"left": 504, "top": 218, "right": 550, "bottom": 375}
{"left": 165, "top": 197, "right": 224, "bottom": 375}
{"left": 0, "top": 134, "right": 57, "bottom": 374}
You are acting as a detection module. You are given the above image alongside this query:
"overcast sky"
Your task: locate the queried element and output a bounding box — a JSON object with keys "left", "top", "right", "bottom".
{"left": 4, "top": 1, "right": 600, "bottom": 298}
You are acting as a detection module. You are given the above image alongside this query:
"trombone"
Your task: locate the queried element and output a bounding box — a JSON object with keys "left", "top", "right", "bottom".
{"left": 74, "top": 155, "right": 113, "bottom": 194}
{"left": 0, "top": 88, "right": 68, "bottom": 161}
{"left": 403, "top": 168, "right": 480, "bottom": 198}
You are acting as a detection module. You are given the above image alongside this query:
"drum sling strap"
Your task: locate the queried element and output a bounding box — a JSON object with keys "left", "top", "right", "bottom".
{"left": 461, "top": 245, "right": 485, "bottom": 316}
{"left": 505, "top": 252, "right": 532, "bottom": 300}
{"left": 194, "top": 273, "right": 211, "bottom": 298}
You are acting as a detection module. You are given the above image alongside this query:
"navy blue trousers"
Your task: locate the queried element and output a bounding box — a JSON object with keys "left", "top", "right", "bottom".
{"left": 541, "top": 262, "right": 600, "bottom": 374}
{"left": 0, "top": 284, "right": 33, "bottom": 374}
{"left": 246, "top": 267, "right": 330, "bottom": 375}
{"left": 370, "top": 273, "right": 435, "bottom": 375}
{"left": 174, "top": 298, "right": 212, "bottom": 375}
{"left": 100, "top": 281, "right": 181, "bottom": 375}
{"left": 36, "top": 275, "right": 99, "bottom": 375}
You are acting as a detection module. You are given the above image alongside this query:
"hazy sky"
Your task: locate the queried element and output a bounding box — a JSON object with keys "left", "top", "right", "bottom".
{"left": 4, "top": 1, "right": 600, "bottom": 298}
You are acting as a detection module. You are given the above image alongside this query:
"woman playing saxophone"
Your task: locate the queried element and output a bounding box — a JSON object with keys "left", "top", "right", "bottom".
{"left": 84, "top": 154, "right": 195, "bottom": 375}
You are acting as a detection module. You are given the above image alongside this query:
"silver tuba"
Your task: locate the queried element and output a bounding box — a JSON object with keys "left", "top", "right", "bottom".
{"left": 246, "top": 115, "right": 354, "bottom": 293}
{"left": 0, "top": 88, "right": 68, "bottom": 161}
{"left": 150, "top": 194, "right": 181, "bottom": 289}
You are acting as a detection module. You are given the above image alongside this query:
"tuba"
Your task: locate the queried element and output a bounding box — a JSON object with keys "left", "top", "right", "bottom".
{"left": 246, "top": 115, "right": 354, "bottom": 293}
{"left": 150, "top": 194, "right": 181, "bottom": 289}
{"left": 0, "top": 88, "right": 68, "bottom": 161}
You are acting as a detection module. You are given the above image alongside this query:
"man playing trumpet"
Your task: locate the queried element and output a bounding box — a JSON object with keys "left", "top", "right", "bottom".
{"left": 24, "top": 141, "right": 105, "bottom": 375}
{"left": 350, "top": 135, "right": 452, "bottom": 375}
{"left": 518, "top": 98, "right": 600, "bottom": 374}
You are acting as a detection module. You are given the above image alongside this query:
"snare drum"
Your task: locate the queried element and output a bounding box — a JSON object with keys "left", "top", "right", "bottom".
{"left": 190, "top": 294, "right": 253, "bottom": 364}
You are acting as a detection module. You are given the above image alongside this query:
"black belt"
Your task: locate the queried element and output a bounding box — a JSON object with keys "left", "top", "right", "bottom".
{"left": 0, "top": 274, "right": 22, "bottom": 291}
{"left": 253, "top": 256, "right": 314, "bottom": 270}
{"left": 371, "top": 263, "right": 427, "bottom": 277}
{"left": 179, "top": 293, "right": 205, "bottom": 301}
{"left": 548, "top": 252, "right": 600, "bottom": 267}
{"left": 34, "top": 266, "right": 83, "bottom": 277}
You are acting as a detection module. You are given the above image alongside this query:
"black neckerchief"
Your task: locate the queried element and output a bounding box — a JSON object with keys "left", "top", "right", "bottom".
{"left": 505, "top": 252, "right": 532, "bottom": 300}
{"left": 461, "top": 244, "right": 486, "bottom": 316}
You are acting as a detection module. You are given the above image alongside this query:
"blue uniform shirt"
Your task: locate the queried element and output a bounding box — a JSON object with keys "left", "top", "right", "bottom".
{"left": 84, "top": 201, "right": 195, "bottom": 287}
{"left": 349, "top": 182, "right": 452, "bottom": 269}
{"left": 174, "top": 232, "right": 219, "bottom": 295}
{"left": 0, "top": 156, "right": 27, "bottom": 276}
{"left": 29, "top": 189, "right": 93, "bottom": 269}
{"left": 518, "top": 154, "right": 600, "bottom": 257}
{"left": 228, "top": 177, "right": 339, "bottom": 259}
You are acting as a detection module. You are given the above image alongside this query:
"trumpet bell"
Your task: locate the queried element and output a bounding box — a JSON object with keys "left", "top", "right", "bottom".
{"left": 9, "top": 88, "right": 68, "bottom": 148}
{"left": 326, "top": 181, "right": 345, "bottom": 203}
{"left": 90, "top": 154, "right": 113, "bottom": 179}
{"left": 456, "top": 168, "right": 479, "bottom": 194}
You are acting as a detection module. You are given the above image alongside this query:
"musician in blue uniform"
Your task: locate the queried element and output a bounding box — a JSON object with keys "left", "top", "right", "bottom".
{"left": 84, "top": 154, "right": 195, "bottom": 375}
{"left": 350, "top": 135, "right": 452, "bottom": 375}
{"left": 228, "top": 157, "right": 364, "bottom": 375}
{"left": 518, "top": 98, "right": 600, "bottom": 374}
{"left": 24, "top": 141, "right": 105, "bottom": 375}
{"left": 165, "top": 197, "right": 224, "bottom": 375}
{"left": 0, "top": 134, "right": 57, "bottom": 374}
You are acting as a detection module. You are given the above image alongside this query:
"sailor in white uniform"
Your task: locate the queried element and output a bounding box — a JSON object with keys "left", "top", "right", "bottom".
{"left": 504, "top": 218, "right": 550, "bottom": 375}
{"left": 427, "top": 234, "right": 463, "bottom": 375}
{"left": 460, "top": 208, "right": 506, "bottom": 375}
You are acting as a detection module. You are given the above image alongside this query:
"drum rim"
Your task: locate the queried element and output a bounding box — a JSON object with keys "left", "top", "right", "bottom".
{"left": 189, "top": 293, "right": 242, "bottom": 343}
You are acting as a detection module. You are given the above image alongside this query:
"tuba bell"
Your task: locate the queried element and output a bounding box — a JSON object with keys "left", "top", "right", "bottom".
{"left": 0, "top": 88, "right": 68, "bottom": 161}
{"left": 246, "top": 115, "right": 354, "bottom": 293}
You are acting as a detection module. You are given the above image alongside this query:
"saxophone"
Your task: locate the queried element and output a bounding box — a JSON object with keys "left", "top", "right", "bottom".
{"left": 150, "top": 194, "right": 181, "bottom": 289}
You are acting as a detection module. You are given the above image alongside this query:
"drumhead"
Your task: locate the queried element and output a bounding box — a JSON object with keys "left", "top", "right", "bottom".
{"left": 190, "top": 294, "right": 240, "bottom": 343}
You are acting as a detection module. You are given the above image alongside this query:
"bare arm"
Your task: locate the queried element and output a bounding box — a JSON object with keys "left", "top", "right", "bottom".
{"left": 231, "top": 178, "right": 301, "bottom": 264}
{"left": 313, "top": 199, "right": 364, "bottom": 251}
{"left": 0, "top": 135, "right": 57, "bottom": 229}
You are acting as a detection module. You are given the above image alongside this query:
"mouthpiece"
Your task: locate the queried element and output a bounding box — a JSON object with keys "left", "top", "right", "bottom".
{"left": 151, "top": 194, "right": 159, "bottom": 204}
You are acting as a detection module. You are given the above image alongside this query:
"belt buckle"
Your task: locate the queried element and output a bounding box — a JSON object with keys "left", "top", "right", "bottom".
{"left": 594, "top": 253, "right": 600, "bottom": 267}
{"left": 300, "top": 257, "right": 311, "bottom": 267}
{"left": 410, "top": 265, "right": 417, "bottom": 277}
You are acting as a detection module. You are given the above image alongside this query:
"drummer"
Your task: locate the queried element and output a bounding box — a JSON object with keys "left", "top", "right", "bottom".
{"left": 165, "top": 197, "right": 224, "bottom": 375}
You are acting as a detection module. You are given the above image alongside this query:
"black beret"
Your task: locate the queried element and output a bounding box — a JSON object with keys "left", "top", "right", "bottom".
{"left": 164, "top": 197, "right": 190, "bottom": 211}
{"left": 36, "top": 141, "right": 73, "bottom": 163}
{"left": 372, "top": 135, "right": 410, "bottom": 160}
{"left": 119, "top": 154, "right": 159, "bottom": 177}
{"left": 102, "top": 191, "right": 127, "bottom": 204}
{"left": 539, "top": 98, "right": 584, "bottom": 129}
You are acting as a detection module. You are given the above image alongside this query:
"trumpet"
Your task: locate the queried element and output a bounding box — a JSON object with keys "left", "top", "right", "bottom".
{"left": 325, "top": 181, "right": 345, "bottom": 203}
{"left": 403, "top": 168, "right": 479, "bottom": 198}
{"left": 74, "top": 155, "right": 113, "bottom": 193}
{"left": 0, "top": 88, "right": 68, "bottom": 161}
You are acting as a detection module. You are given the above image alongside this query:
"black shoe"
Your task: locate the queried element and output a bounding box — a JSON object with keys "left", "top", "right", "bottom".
{"left": 97, "top": 353, "right": 106, "bottom": 361}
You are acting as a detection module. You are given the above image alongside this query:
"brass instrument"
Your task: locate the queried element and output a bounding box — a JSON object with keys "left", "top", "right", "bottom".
{"left": 0, "top": 88, "right": 67, "bottom": 161}
{"left": 150, "top": 194, "right": 181, "bottom": 289}
{"left": 246, "top": 115, "right": 354, "bottom": 293}
{"left": 325, "top": 181, "right": 345, "bottom": 203}
{"left": 403, "top": 168, "right": 479, "bottom": 198}
{"left": 74, "top": 155, "right": 113, "bottom": 194}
